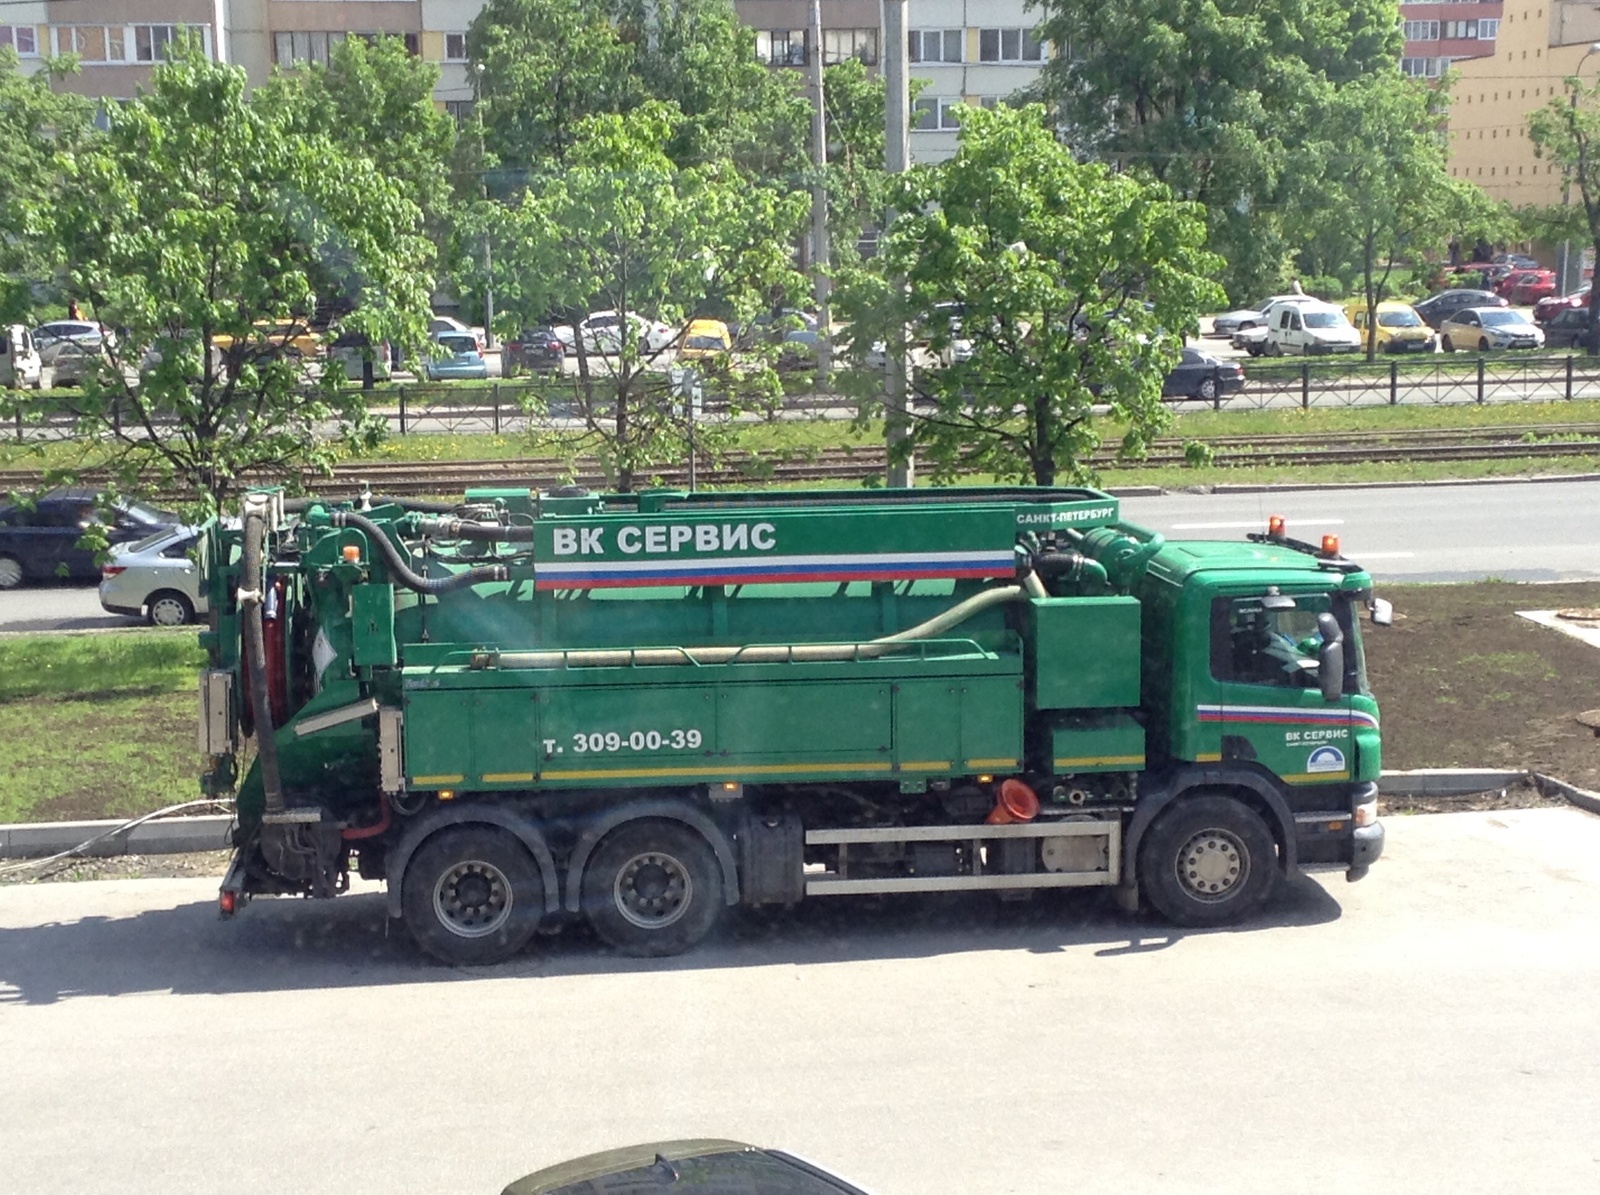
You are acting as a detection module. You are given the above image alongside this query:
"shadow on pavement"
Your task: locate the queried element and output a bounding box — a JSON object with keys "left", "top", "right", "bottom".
{"left": 0, "top": 874, "right": 1341, "bottom": 1005}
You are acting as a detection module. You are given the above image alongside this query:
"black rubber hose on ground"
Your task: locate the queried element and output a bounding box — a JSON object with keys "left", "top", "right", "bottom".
{"left": 330, "top": 509, "right": 509, "bottom": 594}
{"left": 239, "top": 504, "right": 285, "bottom": 817}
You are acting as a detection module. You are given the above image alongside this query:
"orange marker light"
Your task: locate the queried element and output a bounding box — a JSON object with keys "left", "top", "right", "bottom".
{"left": 1267, "top": 515, "right": 1286, "bottom": 538}
{"left": 342, "top": 544, "right": 362, "bottom": 563}
{"left": 1321, "top": 534, "right": 1340, "bottom": 556}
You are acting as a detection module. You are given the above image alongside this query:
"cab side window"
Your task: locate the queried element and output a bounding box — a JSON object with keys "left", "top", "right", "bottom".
{"left": 1210, "top": 596, "right": 1327, "bottom": 689}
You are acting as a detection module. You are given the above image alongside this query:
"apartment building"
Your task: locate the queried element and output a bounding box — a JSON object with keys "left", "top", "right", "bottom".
{"left": 1400, "top": 1, "right": 1504, "bottom": 79}
{"left": 1448, "top": 0, "right": 1598, "bottom": 206}
{"left": 2, "top": 2, "right": 219, "bottom": 101}
{"left": 737, "top": 0, "right": 1049, "bottom": 160}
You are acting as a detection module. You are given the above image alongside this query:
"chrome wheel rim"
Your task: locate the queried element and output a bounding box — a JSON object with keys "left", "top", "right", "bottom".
{"left": 0, "top": 558, "right": 20, "bottom": 588}
{"left": 433, "top": 860, "right": 513, "bottom": 938}
{"left": 613, "top": 850, "right": 692, "bottom": 930}
{"left": 1175, "top": 828, "right": 1248, "bottom": 903}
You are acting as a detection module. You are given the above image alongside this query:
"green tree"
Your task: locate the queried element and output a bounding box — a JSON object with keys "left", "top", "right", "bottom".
{"left": 480, "top": 102, "right": 807, "bottom": 490}
{"left": 1032, "top": 0, "right": 1403, "bottom": 303}
{"left": 0, "top": 51, "right": 92, "bottom": 323}
{"left": 468, "top": 0, "right": 805, "bottom": 179}
{"left": 834, "top": 104, "right": 1224, "bottom": 487}
{"left": 1530, "top": 77, "right": 1600, "bottom": 354}
{"left": 1295, "top": 72, "right": 1485, "bottom": 360}
{"left": 51, "top": 44, "right": 434, "bottom": 513}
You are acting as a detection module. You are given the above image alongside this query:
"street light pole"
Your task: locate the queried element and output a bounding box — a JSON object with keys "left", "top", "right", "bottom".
{"left": 807, "top": 0, "right": 831, "bottom": 378}
{"left": 882, "top": 0, "right": 913, "bottom": 488}
{"left": 474, "top": 62, "right": 495, "bottom": 351}
{"left": 1569, "top": 44, "right": 1600, "bottom": 351}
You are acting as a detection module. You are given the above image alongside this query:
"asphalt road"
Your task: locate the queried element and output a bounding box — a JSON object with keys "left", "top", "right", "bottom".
{"left": 1121, "top": 477, "right": 1600, "bottom": 583}
{"left": 0, "top": 581, "right": 134, "bottom": 633}
{"left": 1, "top": 807, "right": 1597, "bottom": 1194}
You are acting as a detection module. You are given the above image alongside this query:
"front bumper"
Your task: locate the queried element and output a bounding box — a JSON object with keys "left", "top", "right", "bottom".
{"left": 1347, "top": 821, "right": 1384, "bottom": 882}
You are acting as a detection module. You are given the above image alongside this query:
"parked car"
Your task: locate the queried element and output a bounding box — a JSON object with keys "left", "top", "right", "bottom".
{"left": 0, "top": 324, "right": 42, "bottom": 390}
{"left": 1535, "top": 285, "right": 1590, "bottom": 324}
{"left": 501, "top": 1139, "right": 875, "bottom": 1195}
{"left": 429, "top": 315, "right": 485, "bottom": 352}
{"left": 0, "top": 489, "right": 178, "bottom": 590}
{"left": 777, "top": 328, "right": 822, "bottom": 371}
{"left": 554, "top": 310, "right": 676, "bottom": 356}
{"left": 503, "top": 326, "right": 565, "bottom": 376}
{"left": 1499, "top": 269, "right": 1557, "bottom": 305}
{"left": 1343, "top": 300, "right": 1436, "bottom": 354}
{"left": 676, "top": 318, "right": 732, "bottom": 360}
{"left": 1213, "top": 293, "right": 1320, "bottom": 338}
{"left": 1439, "top": 307, "right": 1545, "bottom": 352}
{"left": 32, "top": 319, "right": 116, "bottom": 351}
{"left": 1163, "top": 347, "right": 1245, "bottom": 401}
{"left": 211, "top": 319, "right": 323, "bottom": 360}
{"left": 1493, "top": 252, "right": 1540, "bottom": 270}
{"left": 327, "top": 331, "right": 391, "bottom": 384}
{"left": 1413, "top": 288, "right": 1507, "bottom": 328}
{"left": 1262, "top": 298, "right": 1361, "bottom": 355}
{"left": 735, "top": 307, "right": 819, "bottom": 349}
{"left": 99, "top": 524, "right": 206, "bottom": 626}
{"left": 1541, "top": 306, "right": 1600, "bottom": 351}
{"left": 38, "top": 336, "right": 104, "bottom": 386}
{"left": 423, "top": 331, "right": 490, "bottom": 380}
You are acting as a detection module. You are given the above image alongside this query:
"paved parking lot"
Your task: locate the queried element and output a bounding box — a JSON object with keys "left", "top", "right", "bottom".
{"left": 2, "top": 807, "right": 1597, "bottom": 1194}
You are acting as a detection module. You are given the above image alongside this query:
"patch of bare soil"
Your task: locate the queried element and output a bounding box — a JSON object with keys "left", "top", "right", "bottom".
{"left": 1365, "top": 581, "right": 1600, "bottom": 792}
{"left": 0, "top": 849, "right": 233, "bottom": 885}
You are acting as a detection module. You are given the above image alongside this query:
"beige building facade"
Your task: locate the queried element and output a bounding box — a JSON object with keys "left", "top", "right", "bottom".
{"left": 1448, "top": 1, "right": 1600, "bottom": 206}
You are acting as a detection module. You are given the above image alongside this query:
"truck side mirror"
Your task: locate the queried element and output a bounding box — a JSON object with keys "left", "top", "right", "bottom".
{"left": 1316, "top": 611, "right": 1344, "bottom": 703}
{"left": 1370, "top": 597, "right": 1393, "bottom": 626}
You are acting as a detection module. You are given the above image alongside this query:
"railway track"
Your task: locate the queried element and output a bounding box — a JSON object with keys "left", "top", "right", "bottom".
{"left": 3, "top": 424, "right": 1597, "bottom": 498}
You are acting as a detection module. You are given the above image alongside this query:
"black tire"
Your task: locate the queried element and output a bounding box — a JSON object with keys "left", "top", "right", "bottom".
{"left": 1138, "top": 795, "right": 1278, "bottom": 928}
{"left": 146, "top": 589, "right": 194, "bottom": 627}
{"left": 1196, "top": 377, "right": 1218, "bottom": 402}
{"left": 1441, "top": 335, "right": 1454, "bottom": 352}
{"left": 582, "top": 818, "right": 723, "bottom": 957}
{"left": 1479, "top": 337, "right": 1490, "bottom": 352}
{"left": 402, "top": 826, "right": 544, "bottom": 965}
{"left": 0, "top": 554, "right": 23, "bottom": 590}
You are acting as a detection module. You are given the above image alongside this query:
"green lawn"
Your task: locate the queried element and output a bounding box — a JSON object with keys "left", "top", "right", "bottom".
{"left": 0, "top": 632, "right": 207, "bottom": 824}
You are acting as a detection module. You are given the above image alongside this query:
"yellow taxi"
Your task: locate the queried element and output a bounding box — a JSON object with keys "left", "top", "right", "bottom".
{"left": 1343, "top": 300, "right": 1436, "bottom": 354}
{"left": 675, "top": 318, "right": 732, "bottom": 360}
{"left": 211, "top": 319, "right": 324, "bottom": 360}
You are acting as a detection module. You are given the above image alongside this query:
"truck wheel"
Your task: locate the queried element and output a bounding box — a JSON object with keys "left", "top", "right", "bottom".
{"left": 1138, "top": 795, "right": 1278, "bottom": 928}
{"left": 582, "top": 818, "right": 723, "bottom": 957}
{"left": 402, "top": 826, "right": 544, "bottom": 965}
{"left": 0, "top": 554, "right": 22, "bottom": 590}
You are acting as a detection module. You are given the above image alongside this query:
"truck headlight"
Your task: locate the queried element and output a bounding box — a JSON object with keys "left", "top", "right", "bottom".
{"left": 1355, "top": 797, "right": 1379, "bottom": 827}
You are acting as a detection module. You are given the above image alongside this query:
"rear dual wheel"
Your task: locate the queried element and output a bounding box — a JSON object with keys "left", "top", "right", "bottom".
{"left": 582, "top": 819, "right": 723, "bottom": 957}
{"left": 403, "top": 827, "right": 545, "bottom": 965}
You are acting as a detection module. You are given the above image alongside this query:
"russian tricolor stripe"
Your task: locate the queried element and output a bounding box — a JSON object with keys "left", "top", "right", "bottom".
{"left": 1196, "top": 704, "right": 1380, "bottom": 729}
{"left": 536, "top": 550, "right": 1016, "bottom": 590}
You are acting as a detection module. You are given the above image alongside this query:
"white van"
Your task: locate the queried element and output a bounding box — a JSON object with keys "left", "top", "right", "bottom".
{"left": 1, "top": 324, "right": 42, "bottom": 389}
{"left": 1262, "top": 299, "right": 1361, "bottom": 356}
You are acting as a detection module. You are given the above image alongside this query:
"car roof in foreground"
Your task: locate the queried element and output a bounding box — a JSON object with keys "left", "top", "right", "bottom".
{"left": 501, "top": 1139, "right": 873, "bottom": 1195}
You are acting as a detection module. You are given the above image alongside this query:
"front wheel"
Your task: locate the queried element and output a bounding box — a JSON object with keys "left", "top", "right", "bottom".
{"left": 1138, "top": 795, "right": 1278, "bottom": 928}
{"left": 1196, "top": 377, "right": 1218, "bottom": 402}
{"left": 402, "top": 826, "right": 545, "bottom": 965}
{"left": 1479, "top": 337, "right": 1491, "bottom": 352}
{"left": 582, "top": 818, "right": 723, "bottom": 957}
{"left": 1441, "top": 335, "right": 1454, "bottom": 352}
{"left": 0, "top": 554, "right": 23, "bottom": 589}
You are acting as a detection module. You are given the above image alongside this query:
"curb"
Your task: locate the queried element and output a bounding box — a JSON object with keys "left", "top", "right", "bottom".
{"left": 1531, "top": 772, "right": 1600, "bottom": 817}
{"left": 0, "top": 814, "right": 233, "bottom": 860}
{"left": 1376, "top": 768, "right": 1530, "bottom": 797}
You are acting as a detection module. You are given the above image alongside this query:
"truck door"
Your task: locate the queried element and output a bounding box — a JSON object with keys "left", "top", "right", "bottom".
{"left": 1203, "top": 593, "right": 1355, "bottom": 786}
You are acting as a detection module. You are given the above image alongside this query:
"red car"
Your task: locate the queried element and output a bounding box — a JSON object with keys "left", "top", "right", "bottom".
{"left": 1499, "top": 269, "right": 1556, "bottom": 305}
{"left": 1535, "top": 284, "right": 1591, "bottom": 323}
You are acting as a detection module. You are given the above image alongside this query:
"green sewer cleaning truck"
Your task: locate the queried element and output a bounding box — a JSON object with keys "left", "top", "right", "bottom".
{"left": 199, "top": 485, "right": 1386, "bottom": 963}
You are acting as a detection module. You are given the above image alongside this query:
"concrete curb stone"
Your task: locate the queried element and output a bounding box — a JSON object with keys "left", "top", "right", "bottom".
{"left": 0, "top": 814, "right": 233, "bottom": 860}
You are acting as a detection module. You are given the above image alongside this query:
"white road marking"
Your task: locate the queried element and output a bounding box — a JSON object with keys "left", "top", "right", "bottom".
{"left": 1168, "top": 518, "right": 1345, "bottom": 530}
{"left": 1348, "top": 551, "right": 1416, "bottom": 559}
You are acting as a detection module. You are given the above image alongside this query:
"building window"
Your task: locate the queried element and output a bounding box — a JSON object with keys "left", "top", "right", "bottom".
{"left": 823, "top": 28, "right": 877, "bottom": 65}
{"left": 978, "top": 28, "right": 1044, "bottom": 63}
{"left": 132, "top": 24, "right": 210, "bottom": 62}
{"left": 1401, "top": 57, "right": 1443, "bottom": 78}
{"left": 755, "top": 29, "right": 806, "bottom": 66}
{"left": 913, "top": 98, "right": 964, "bottom": 131}
{"left": 1403, "top": 20, "right": 1440, "bottom": 41}
{"left": 274, "top": 30, "right": 348, "bottom": 67}
{"left": 1479, "top": 19, "right": 1500, "bottom": 39}
{"left": 444, "top": 32, "right": 468, "bottom": 61}
{"left": 444, "top": 99, "right": 476, "bottom": 124}
{"left": 1443, "top": 20, "right": 1480, "bottom": 39}
{"left": 2, "top": 25, "right": 40, "bottom": 56}
{"left": 910, "top": 29, "right": 962, "bottom": 63}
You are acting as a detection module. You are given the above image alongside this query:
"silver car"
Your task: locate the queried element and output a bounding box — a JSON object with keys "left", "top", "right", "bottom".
{"left": 99, "top": 525, "right": 206, "bottom": 626}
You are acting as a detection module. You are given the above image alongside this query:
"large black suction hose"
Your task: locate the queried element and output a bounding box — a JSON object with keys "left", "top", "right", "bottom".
{"left": 239, "top": 499, "right": 285, "bottom": 818}
{"left": 330, "top": 510, "right": 510, "bottom": 593}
